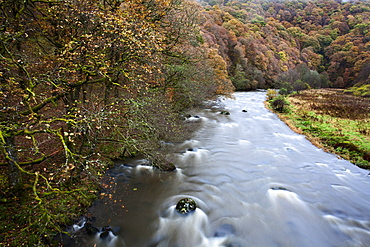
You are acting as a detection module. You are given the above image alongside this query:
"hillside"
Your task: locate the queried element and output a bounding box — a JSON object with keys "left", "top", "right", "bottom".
{"left": 199, "top": 0, "right": 370, "bottom": 91}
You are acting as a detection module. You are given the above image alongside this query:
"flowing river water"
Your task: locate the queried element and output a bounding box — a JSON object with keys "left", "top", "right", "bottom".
{"left": 69, "top": 91, "right": 370, "bottom": 247}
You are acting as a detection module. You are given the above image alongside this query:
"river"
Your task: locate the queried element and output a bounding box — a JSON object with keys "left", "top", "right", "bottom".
{"left": 69, "top": 91, "right": 370, "bottom": 247}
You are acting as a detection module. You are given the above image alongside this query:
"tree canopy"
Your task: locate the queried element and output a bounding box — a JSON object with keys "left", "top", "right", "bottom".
{"left": 0, "top": 0, "right": 233, "bottom": 245}
{"left": 199, "top": 0, "right": 370, "bottom": 90}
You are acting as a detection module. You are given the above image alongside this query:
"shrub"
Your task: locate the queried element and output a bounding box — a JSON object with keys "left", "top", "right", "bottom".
{"left": 345, "top": 85, "right": 370, "bottom": 97}
{"left": 266, "top": 89, "right": 279, "bottom": 100}
{"left": 279, "top": 82, "right": 293, "bottom": 95}
{"left": 270, "top": 95, "right": 289, "bottom": 113}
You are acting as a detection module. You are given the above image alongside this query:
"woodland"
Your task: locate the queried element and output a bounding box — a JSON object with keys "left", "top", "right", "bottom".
{"left": 199, "top": 0, "right": 370, "bottom": 92}
{"left": 0, "top": 0, "right": 369, "bottom": 246}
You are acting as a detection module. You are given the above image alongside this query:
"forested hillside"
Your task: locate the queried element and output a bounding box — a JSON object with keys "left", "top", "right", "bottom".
{"left": 199, "top": 0, "right": 370, "bottom": 91}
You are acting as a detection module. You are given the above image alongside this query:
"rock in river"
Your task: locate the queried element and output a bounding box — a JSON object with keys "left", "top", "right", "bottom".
{"left": 220, "top": 111, "right": 230, "bottom": 115}
{"left": 85, "top": 223, "right": 99, "bottom": 235}
{"left": 176, "top": 198, "right": 197, "bottom": 214}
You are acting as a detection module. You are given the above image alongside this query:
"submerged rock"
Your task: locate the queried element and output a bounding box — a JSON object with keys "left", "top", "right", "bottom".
{"left": 100, "top": 225, "right": 118, "bottom": 239}
{"left": 184, "top": 114, "right": 200, "bottom": 119}
{"left": 153, "top": 162, "right": 176, "bottom": 171}
{"left": 270, "top": 186, "right": 289, "bottom": 191}
{"left": 100, "top": 231, "right": 110, "bottom": 239}
{"left": 214, "top": 224, "right": 236, "bottom": 237}
{"left": 85, "top": 223, "right": 99, "bottom": 235}
{"left": 102, "top": 226, "right": 112, "bottom": 231}
{"left": 176, "top": 198, "right": 197, "bottom": 214}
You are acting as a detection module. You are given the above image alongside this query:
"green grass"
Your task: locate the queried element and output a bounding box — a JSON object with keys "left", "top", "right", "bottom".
{"left": 269, "top": 89, "right": 370, "bottom": 169}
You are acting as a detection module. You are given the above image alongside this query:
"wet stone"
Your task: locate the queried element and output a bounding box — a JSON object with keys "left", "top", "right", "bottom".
{"left": 100, "top": 231, "right": 110, "bottom": 239}
{"left": 85, "top": 223, "right": 99, "bottom": 235}
{"left": 176, "top": 198, "right": 197, "bottom": 214}
{"left": 102, "top": 226, "right": 112, "bottom": 232}
{"left": 220, "top": 111, "right": 230, "bottom": 115}
{"left": 154, "top": 162, "right": 176, "bottom": 171}
{"left": 270, "top": 186, "right": 290, "bottom": 191}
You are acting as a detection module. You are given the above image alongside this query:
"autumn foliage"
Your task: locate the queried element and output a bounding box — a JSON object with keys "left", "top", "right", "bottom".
{"left": 199, "top": 0, "right": 370, "bottom": 90}
{"left": 0, "top": 0, "right": 233, "bottom": 245}
{"left": 2, "top": 0, "right": 370, "bottom": 245}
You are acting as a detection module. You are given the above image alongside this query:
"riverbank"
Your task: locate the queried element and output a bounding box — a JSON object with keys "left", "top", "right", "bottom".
{"left": 268, "top": 89, "right": 370, "bottom": 170}
{"left": 0, "top": 108, "right": 204, "bottom": 246}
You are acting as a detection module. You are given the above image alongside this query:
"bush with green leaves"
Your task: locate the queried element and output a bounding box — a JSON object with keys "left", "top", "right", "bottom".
{"left": 270, "top": 95, "right": 290, "bottom": 113}
{"left": 279, "top": 82, "right": 293, "bottom": 95}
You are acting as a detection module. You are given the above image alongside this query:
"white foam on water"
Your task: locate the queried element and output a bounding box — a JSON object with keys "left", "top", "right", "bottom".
{"left": 178, "top": 139, "right": 201, "bottom": 151}
{"left": 72, "top": 218, "right": 86, "bottom": 232}
{"left": 238, "top": 139, "right": 252, "bottom": 145}
{"left": 136, "top": 165, "right": 153, "bottom": 170}
{"left": 273, "top": 132, "right": 306, "bottom": 140}
{"left": 268, "top": 189, "right": 307, "bottom": 208}
{"left": 331, "top": 184, "right": 355, "bottom": 193}
{"left": 180, "top": 148, "right": 210, "bottom": 162}
{"left": 183, "top": 139, "right": 200, "bottom": 145}
{"left": 81, "top": 229, "right": 124, "bottom": 247}
{"left": 252, "top": 115, "right": 270, "bottom": 121}
{"left": 134, "top": 165, "right": 154, "bottom": 175}
{"left": 155, "top": 206, "right": 227, "bottom": 247}
{"left": 185, "top": 116, "right": 205, "bottom": 122}
{"left": 315, "top": 162, "right": 329, "bottom": 167}
{"left": 265, "top": 188, "right": 350, "bottom": 246}
{"left": 220, "top": 122, "right": 239, "bottom": 128}
{"left": 335, "top": 173, "right": 347, "bottom": 178}
{"left": 324, "top": 215, "right": 370, "bottom": 246}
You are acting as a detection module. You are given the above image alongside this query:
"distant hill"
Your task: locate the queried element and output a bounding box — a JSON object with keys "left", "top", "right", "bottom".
{"left": 198, "top": 0, "right": 370, "bottom": 90}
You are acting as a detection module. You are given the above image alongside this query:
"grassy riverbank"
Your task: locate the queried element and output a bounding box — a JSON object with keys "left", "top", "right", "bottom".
{"left": 268, "top": 89, "right": 370, "bottom": 170}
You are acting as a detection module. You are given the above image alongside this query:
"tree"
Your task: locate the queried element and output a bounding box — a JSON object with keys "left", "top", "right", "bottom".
{"left": 1, "top": 0, "right": 227, "bottom": 244}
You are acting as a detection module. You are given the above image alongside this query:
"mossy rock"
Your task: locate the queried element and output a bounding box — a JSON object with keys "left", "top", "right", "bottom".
{"left": 153, "top": 162, "right": 176, "bottom": 171}
{"left": 176, "top": 198, "right": 196, "bottom": 214}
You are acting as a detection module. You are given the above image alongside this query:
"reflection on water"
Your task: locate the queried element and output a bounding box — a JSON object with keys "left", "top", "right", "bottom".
{"left": 68, "top": 91, "right": 370, "bottom": 247}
